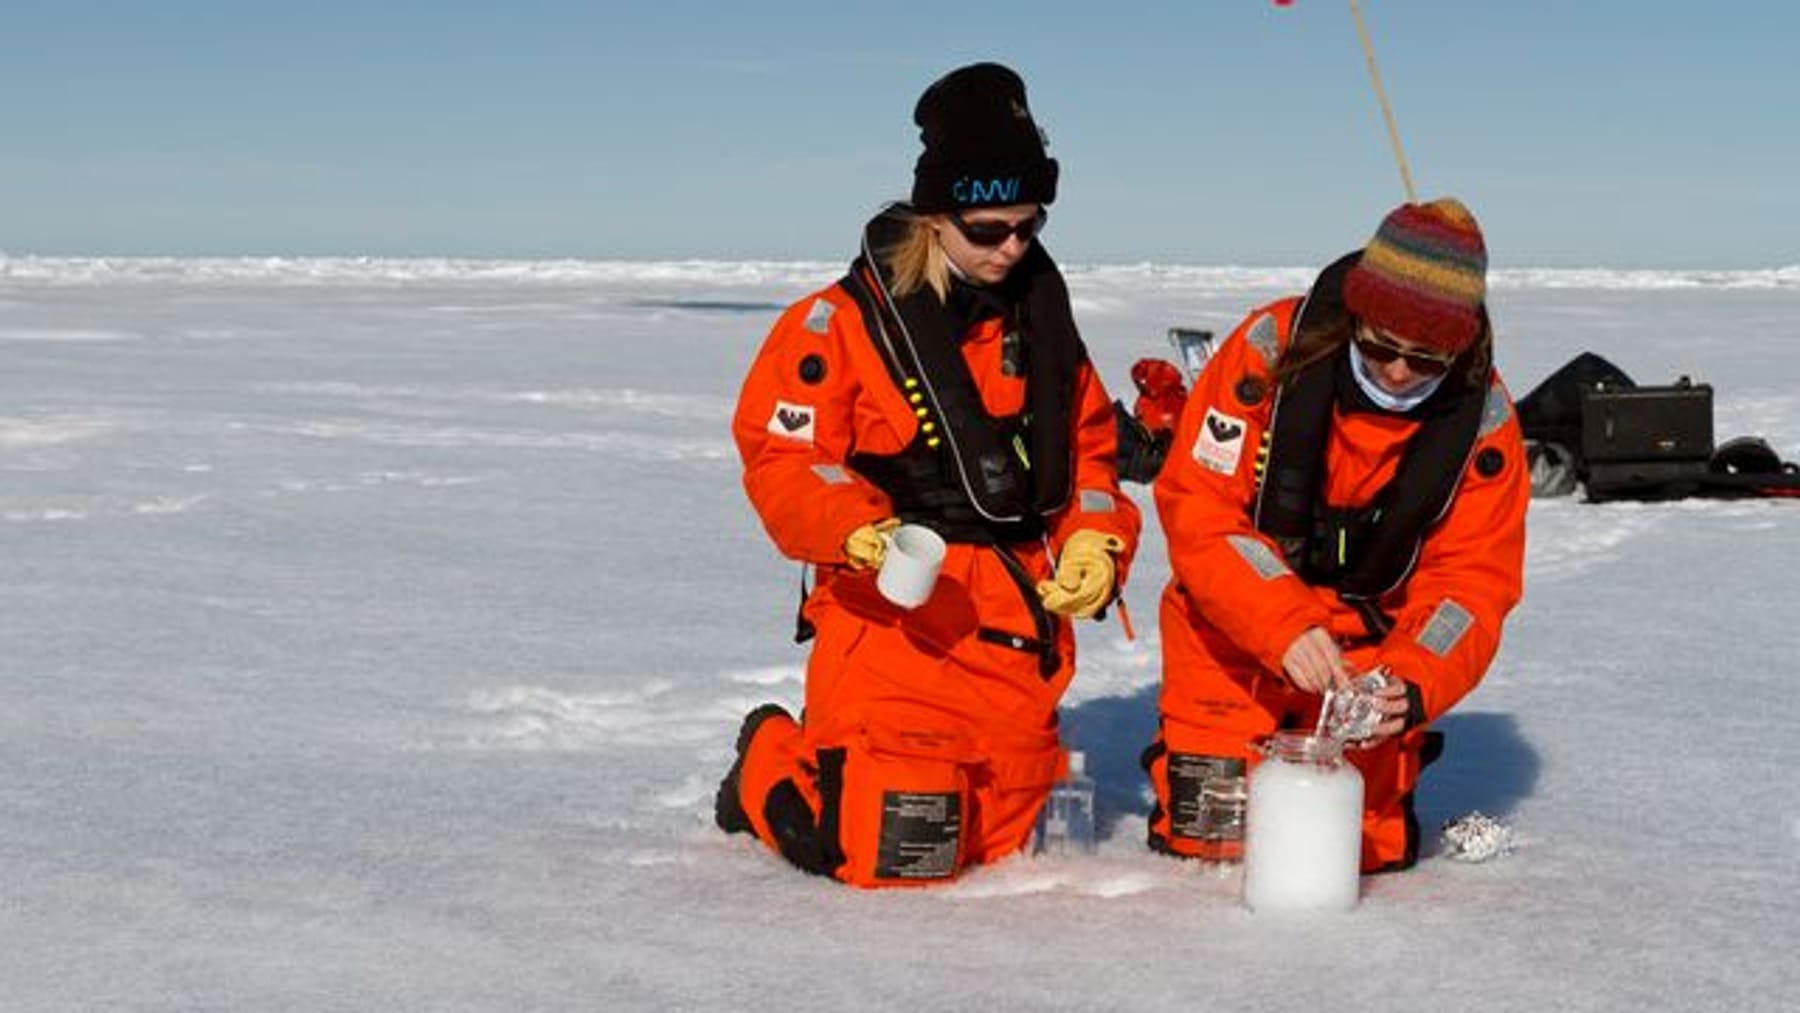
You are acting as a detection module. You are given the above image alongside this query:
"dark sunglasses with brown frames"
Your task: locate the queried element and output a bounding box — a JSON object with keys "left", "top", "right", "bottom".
{"left": 1353, "top": 321, "right": 1458, "bottom": 375}
{"left": 947, "top": 208, "right": 1048, "bottom": 248}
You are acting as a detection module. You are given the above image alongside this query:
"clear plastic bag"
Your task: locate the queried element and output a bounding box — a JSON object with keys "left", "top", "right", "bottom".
{"left": 1319, "top": 669, "right": 1390, "bottom": 743}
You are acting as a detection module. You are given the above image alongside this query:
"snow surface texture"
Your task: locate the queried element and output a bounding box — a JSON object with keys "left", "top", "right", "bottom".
{"left": 3, "top": 256, "right": 1797, "bottom": 1010}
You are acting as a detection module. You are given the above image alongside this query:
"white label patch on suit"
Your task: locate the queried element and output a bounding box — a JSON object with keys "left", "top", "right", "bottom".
{"left": 1479, "top": 381, "right": 1513, "bottom": 438}
{"left": 767, "top": 400, "right": 816, "bottom": 443}
{"left": 1245, "top": 313, "right": 1281, "bottom": 368}
{"left": 803, "top": 298, "right": 835, "bottom": 334}
{"left": 1192, "top": 407, "right": 1248, "bottom": 474}
{"left": 1227, "top": 534, "right": 1292, "bottom": 581}
{"left": 1417, "top": 598, "right": 1475, "bottom": 657}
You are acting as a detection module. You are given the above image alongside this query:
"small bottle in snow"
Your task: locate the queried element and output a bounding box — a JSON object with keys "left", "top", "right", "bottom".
{"left": 1036, "top": 750, "right": 1097, "bottom": 856}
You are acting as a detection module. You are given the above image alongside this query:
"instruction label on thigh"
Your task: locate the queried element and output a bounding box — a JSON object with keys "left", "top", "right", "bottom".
{"left": 1168, "top": 753, "right": 1245, "bottom": 840}
{"left": 875, "top": 791, "right": 961, "bottom": 879}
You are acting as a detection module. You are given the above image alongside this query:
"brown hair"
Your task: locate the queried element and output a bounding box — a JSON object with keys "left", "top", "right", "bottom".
{"left": 882, "top": 214, "right": 951, "bottom": 302}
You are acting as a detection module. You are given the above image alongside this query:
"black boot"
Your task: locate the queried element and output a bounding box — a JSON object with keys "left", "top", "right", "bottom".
{"left": 714, "top": 703, "right": 793, "bottom": 835}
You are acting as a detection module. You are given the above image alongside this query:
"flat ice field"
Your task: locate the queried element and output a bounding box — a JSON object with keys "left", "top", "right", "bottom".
{"left": 3, "top": 256, "right": 1797, "bottom": 1011}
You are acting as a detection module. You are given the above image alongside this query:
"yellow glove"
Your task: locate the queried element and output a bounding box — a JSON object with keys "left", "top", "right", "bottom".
{"left": 1037, "top": 530, "right": 1127, "bottom": 618}
{"left": 843, "top": 517, "right": 902, "bottom": 571}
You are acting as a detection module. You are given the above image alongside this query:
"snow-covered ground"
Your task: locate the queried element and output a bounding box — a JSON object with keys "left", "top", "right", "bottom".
{"left": 3, "top": 254, "right": 1797, "bottom": 1011}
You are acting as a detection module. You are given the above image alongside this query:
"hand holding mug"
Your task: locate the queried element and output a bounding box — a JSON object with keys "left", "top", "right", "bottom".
{"left": 845, "top": 519, "right": 946, "bottom": 609}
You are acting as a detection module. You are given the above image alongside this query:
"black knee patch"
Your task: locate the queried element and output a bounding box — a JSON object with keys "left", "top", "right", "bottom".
{"left": 1365, "top": 792, "right": 1424, "bottom": 876}
{"left": 814, "top": 748, "right": 847, "bottom": 875}
{"left": 1369, "top": 730, "right": 1447, "bottom": 875}
{"left": 1421, "top": 729, "right": 1446, "bottom": 768}
{"left": 763, "top": 779, "right": 834, "bottom": 877}
{"left": 1140, "top": 741, "right": 1171, "bottom": 853}
{"left": 1138, "top": 740, "right": 1165, "bottom": 773}
{"left": 757, "top": 748, "right": 847, "bottom": 879}
{"left": 1396, "top": 788, "right": 1423, "bottom": 872}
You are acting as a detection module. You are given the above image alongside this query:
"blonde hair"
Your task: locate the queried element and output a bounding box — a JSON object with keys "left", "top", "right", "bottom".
{"left": 883, "top": 215, "right": 950, "bottom": 302}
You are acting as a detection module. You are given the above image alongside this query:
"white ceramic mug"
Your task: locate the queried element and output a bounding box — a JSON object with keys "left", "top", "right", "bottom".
{"left": 876, "top": 524, "right": 947, "bottom": 609}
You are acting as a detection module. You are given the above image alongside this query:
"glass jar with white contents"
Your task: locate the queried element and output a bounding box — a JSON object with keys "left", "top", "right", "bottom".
{"left": 1242, "top": 732, "right": 1364, "bottom": 913}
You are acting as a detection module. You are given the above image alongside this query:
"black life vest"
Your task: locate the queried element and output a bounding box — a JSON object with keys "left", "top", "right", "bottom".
{"left": 840, "top": 206, "right": 1083, "bottom": 546}
{"left": 1252, "top": 255, "right": 1488, "bottom": 636}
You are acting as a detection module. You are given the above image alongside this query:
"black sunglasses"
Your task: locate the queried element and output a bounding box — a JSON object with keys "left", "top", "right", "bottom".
{"left": 1353, "top": 322, "right": 1457, "bottom": 376}
{"left": 948, "top": 208, "right": 1048, "bottom": 248}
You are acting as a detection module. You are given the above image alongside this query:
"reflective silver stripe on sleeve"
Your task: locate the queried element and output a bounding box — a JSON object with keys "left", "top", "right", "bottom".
{"left": 1228, "top": 534, "right": 1292, "bottom": 581}
{"left": 811, "top": 463, "right": 852, "bottom": 485}
{"left": 1478, "top": 382, "right": 1513, "bottom": 438}
{"left": 1079, "top": 489, "right": 1115, "bottom": 513}
{"left": 1245, "top": 313, "right": 1281, "bottom": 370}
{"left": 1417, "top": 598, "right": 1475, "bottom": 657}
{"left": 804, "top": 298, "right": 835, "bottom": 334}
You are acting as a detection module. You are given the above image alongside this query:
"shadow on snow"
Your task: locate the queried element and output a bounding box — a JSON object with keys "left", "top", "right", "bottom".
{"left": 1060, "top": 685, "right": 1541, "bottom": 850}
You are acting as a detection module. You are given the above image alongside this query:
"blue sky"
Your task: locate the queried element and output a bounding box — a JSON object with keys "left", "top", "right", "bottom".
{"left": 3, "top": 1, "right": 1795, "bottom": 267}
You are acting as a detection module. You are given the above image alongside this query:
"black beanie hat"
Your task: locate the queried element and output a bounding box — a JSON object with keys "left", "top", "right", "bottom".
{"left": 910, "top": 62, "right": 1059, "bottom": 213}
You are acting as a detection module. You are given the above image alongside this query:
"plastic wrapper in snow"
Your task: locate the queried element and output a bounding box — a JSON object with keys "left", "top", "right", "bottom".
{"left": 1440, "top": 811, "right": 1515, "bottom": 863}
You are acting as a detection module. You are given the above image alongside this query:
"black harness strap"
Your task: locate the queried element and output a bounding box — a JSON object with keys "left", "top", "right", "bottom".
{"left": 1256, "top": 347, "right": 1336, "bottom": 564}
{"left": 794, "top": 565, "right": 816, "bottom": 644}
{"left": 1337, "top": 380, "right": 1486, "bottom": 600}
{"left": 843, "top": 207, "right": 1081, "bottom": 527}
{"left": 977, "top": 627, "right": 1049, "bottom": 656}
{"left": 986, "top": 545, "right": 1061, "bottom": 679}
{"left": 841, "top": 267, "right": 1044, "bottom": 544}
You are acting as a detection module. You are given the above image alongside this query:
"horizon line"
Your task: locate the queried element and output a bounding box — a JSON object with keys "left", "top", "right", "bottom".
{"left": 5, "top": 252, "right": 1797, "bottom": 276}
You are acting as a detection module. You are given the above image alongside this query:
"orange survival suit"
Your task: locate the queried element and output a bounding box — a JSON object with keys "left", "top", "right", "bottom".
{"left": 1146, "top": 257, "right": 1528, "bottom": 872}
{"left": 727, "top": 208, "right": 1140, "bottom": 887}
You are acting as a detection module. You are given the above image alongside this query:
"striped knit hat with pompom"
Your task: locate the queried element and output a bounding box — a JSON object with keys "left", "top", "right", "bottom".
{"left": 1342, "top": 198, "right": 1488, "bottom": 355}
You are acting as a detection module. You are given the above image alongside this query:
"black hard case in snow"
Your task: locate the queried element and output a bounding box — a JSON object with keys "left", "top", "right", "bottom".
{"left": 1580, "top": 382, "right": 1714, "bottom": 500}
